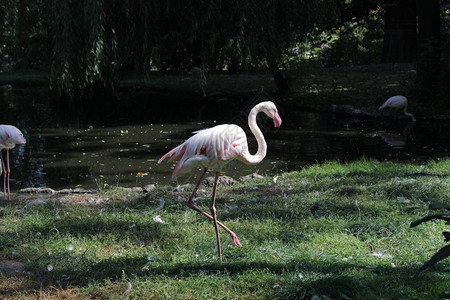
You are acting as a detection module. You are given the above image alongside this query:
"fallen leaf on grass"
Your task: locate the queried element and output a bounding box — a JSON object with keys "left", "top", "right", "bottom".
{"left": 153, "top": 215, "right": 167, "bottom": 224}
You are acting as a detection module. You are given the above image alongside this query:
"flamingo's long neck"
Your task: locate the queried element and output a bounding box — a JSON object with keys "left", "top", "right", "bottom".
{"left": 240, "top": 105, "right": 267, "bottom": 164}
{"left": 403, "top": 106, "right": 416, "bottom": 122}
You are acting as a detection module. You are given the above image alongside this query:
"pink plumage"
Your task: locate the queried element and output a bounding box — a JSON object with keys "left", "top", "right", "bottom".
{"left": 0, "top": 125, "right": 26, "bottom": 148}
{"left": 0, "top": 125, "right": 26, "bottom": 200}
{"left": 158, "top": 101, "right": 282, "bottom": 260}
{"left": 379, "top": 95, "right": 416, "bottom": 122}
{"left": 158, "top": 124, "right": 248, "bottom": 178}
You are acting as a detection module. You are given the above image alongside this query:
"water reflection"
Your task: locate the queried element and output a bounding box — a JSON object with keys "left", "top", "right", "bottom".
{"left": 2, "top": 88, "right": 450, "bottom": 190}
{"left": 378, "top": 124, "right": 413, "bottom": 149}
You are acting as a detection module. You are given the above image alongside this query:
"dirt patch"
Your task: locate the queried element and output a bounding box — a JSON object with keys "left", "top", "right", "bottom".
{"left": 1, "top": 185, "right": 158, "bottom": 207}
{"left": 0, "top": 259, "right": 26, "bottom": 277}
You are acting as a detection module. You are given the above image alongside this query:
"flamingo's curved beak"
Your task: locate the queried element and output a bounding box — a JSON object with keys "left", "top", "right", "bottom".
{"left": 273, "top": 111, "right": 282, "bottom": 128}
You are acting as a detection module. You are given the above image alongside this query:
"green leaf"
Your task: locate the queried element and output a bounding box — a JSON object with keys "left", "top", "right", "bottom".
{"left": 410, "top": 214, "right": 450, "bottom": 228}
{"left": 414, "top": 244, "right": 450, "bottom": 277}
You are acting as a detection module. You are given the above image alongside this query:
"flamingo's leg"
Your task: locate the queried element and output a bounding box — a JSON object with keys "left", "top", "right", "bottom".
{"left": 0, "top": 151, "right": 5, "bottom": 200}
{"left": 6, "top": 149, "right": 10, "bottom": 200}
{"left": 186, "top": 168, "right": 241, "bottom": 247}
{"left": 210, "top": 172, "right": 222, "bottom": 261}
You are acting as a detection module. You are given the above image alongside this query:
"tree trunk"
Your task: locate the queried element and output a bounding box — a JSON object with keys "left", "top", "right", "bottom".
{"left": 266, "top": 56, "right": 291, "bottom": 95}
{"left": 416, "top": 0, "right": 441, "bottom": 86}
{"left": 381, "top": 0, "right": 417, "bottom": 62}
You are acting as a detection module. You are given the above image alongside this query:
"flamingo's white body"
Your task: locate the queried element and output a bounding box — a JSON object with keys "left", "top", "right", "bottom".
{"left": 158, "top": 101, "right": 282, "bottom": 260}
{"left": 379, "top": 95, "right": 416, "bottom": 122}
{"left": 0, "top": 125, "right": 26, "bottom": 200}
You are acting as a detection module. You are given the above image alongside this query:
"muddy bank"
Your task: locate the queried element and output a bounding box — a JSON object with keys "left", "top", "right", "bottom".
{"left": 1, "top": 173, "right": 262, "bottom": 206}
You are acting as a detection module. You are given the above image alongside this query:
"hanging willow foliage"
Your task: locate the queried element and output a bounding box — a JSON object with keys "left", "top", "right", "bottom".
{"left": 4, "top": 0, "right": 336, "bottom": 99}
{"left": 50, "top": 0, "right": 119, "bottom": 98}
{"left": 50, "top": 0, "right": 80, "bottom": 98}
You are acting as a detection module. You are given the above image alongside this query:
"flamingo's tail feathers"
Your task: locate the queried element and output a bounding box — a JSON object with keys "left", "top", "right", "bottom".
{"left": 159, "top": 145, "right": 188, "bottom": 179}
{"left": 158, "top": 145, "right": 185, "bottom": 164}
{"left": 168, "top": 145, "right": 186, "bottom": 162}
{"left": 158, "top": 153, "right": 169, "bottom": 164}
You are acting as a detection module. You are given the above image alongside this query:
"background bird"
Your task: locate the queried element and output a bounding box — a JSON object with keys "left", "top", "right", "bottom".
{"left": 379, "top": 95, "right": 416, "bottom": 122}
{"left": 158, "top": 101, "right": 282, "bottom": 260}
{"left": 0, "top": 84, "right": 12, "bottom": 96}
{"left": 0, "top": 125, "right": 26, "bottom": 200}
{"left": 0, "top": 84, "right": 12, "bottom": 91}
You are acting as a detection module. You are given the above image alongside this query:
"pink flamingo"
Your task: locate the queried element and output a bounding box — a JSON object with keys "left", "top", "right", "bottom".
{"left": 379, "top": 95, "right": 416, "bottom": 122}
{"left": 158, "top": 101, "right": 282, "bottom": 260}
{"left": 0, "top": 125, "right": 26, "bottom": 200}
{"left": 0, "top": 84, "right": 12, "bottom": 95}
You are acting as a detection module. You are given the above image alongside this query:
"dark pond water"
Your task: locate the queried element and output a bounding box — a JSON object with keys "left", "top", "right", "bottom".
{"left": 1, "top": 87, "right": 449, "bottom": 190}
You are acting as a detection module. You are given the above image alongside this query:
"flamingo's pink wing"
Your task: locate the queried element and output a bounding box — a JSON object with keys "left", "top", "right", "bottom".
{"left": 158, "top": 124, "right": 246, "bottom": 179}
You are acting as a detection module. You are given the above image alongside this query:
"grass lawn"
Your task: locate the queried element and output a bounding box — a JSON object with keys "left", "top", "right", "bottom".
{"left": 1, "top": 158, "right": 449, "bottom": 299}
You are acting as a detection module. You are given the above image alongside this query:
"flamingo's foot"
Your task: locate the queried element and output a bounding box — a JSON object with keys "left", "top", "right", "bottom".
{"left": 231, "top": 233, "right": 242, "bottom": 247}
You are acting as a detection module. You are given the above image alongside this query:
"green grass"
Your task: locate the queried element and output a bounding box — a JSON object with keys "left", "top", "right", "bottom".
{"left": 1, "top": 159, "right": 450, "bottom": 299}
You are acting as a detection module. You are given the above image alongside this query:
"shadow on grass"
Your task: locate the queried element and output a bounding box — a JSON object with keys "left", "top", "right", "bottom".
{"left": 2, "top": 160, "right": 449, "bottom": 298}
{"left": 0, "top": 181, "right": 418, "bottom": 252}
{"left": 1, "top": 197, "right": 437, "bottom": 298}
{"left": 32, "top": 253, "right": 432, "bottom": 299}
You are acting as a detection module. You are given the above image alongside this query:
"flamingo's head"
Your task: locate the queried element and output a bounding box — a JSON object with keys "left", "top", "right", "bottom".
{"left": 9, "top": 129, "right": 26, "bottom": 145}
{"left": 259, "top": 101, "right": 282, "bottom": 128}
{"left": 16, "top": 132, "right": 26, "bottom": 144}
